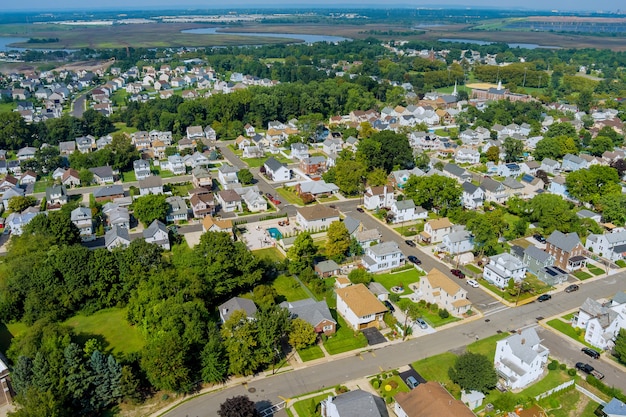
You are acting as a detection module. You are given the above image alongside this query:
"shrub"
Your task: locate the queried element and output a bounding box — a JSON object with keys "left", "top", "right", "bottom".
{"left": 567, "top": 368, "right": 577, "bottom": 376}
{"left": 389, "top": 293, "right": 400, "bottom": 303}
{"left": 392, "top": 369, "right": 399, "bottom": 375}
{"left": 372, "top": 380, "right": 380, "bottom": 389}
{"left": 336, "top": 385, "right": 349, "bottom": 394}
{"left": 547, "top": 360, "right": 558, "bottom": 371}
{"left": 438, "top": 308, "right": 450, "bottom": 319}
{"left": 386, "top": 396, "right": 393, "bottom": 404}
{"left": 587, "top": 376, "right": 626, "bottom": 403}
{"left": 559, "top": 363, "right": 567, "bottom": 370}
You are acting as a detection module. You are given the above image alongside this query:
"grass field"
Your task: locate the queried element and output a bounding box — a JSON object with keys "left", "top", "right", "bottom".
{"left": 254, "top": 246, "right": 285, "bottom": 262}
{"left": 292, "top": 393, "right": 328, "bottom": 417}
{"left": 546, "top": 318, "right": 595, "bottom": 349}
{"left": 587, "top": 265, "right": 605, "bottom": 276}
{"left": 272, "top": 274, "right": 310, "bottom": 302}
{"left": 373, "top": 268, "right": 423, "bottom": 293}
{"left": 323, "top": 314, "right": 368, "bottom": 355}
{"left": 276, "top": 187, "right": 306, "bottom": 206}
{"left": 63, "top": 308, "right": 145, "bottom": 356}
{"left": 298, "top": 344, "right": 325, "bottom": 362}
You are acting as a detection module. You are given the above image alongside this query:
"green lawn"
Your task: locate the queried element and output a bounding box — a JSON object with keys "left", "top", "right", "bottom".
{"left": 323, "top": 314, "right": 368, "bottom": 355}
{"left": 254, "top": 246, "right": 285, "bottom": 262}
{"left": 588, "top": 266, "right": 605, "bottom": 276}
{"left": 241, "top": 155, "right": 290, "bottom": 168}
{"left": 546, "top": 319, "right": 595, "bottom": 349}
{"left": 412, "top": 352, "right": 457, "bottom": 384}
{"left": 152, "top": 167, "right": 176, "bottom": 178}
{"left": 113, "top": 122, "right": 138, "bottom": 134}
{"left": 480, "top": 275, "right": 552, "bottom": 304}
{"left": 63, "top": 307, "right": 145, "bottom": 356}
{"left": 374, "top": 374, "right": 410, "bottom": 402}
{"left": 466, "top": 333, "right": 510, "bottom": 361}
{"left": 292, "top": 393, "right": 328, "bottom": 417}
{"left": 276, "top": 187, "right": 306, "bottom": 206}
{"left": 394, "top": 224, "right": 421, "bottom": 237}
{"left": 574, "top": 271, "right": 593, "bottom": 280}
{"left": 0, "top": 102, "right": 16, "bottom": 112}
{"left": 373, "top": 269, "right": 423, "bottom": 293}
{"left": 272, "top": 275, "right": 310, "bottom": 302}
{"left": 465, "top": 264, "right": 482, "bottom": 274}
{"left": 120, "top": 170, "right": 137, "bottom": 183}
{"left": 34, "top": 178, "right": 54, "bottom": 193}
{"left": 169, "top": 183, "right": 194, "bottom": 196}
{"left": 298, "top": 344, "right": 325, "bottom": 362}
{"left": 397, "top": 298, "right": 460, "bottom": 327}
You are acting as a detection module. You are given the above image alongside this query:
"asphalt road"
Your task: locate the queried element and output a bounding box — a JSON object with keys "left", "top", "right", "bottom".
{"left": 164, "top": 268, "right": 626, "bottom": 417}
{"left": 71, "top": 94, "right": 87, "bottom": 118}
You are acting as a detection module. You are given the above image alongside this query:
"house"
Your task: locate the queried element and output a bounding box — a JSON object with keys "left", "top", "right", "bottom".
{"left": 93, "top": 185, "right": 124, "bottom": 203}
{"left": 202, "top": 215, "right": 233, "bottom": 233}
{"left": 483, "top": 253, "right": 527, "bottom": 289}
{"left": 335, "top": 284, "right": 387, "bottom": 330}
{"left": 573, "top": 295, "right": 626, "bottom": 350}
{"left": 577, "top": 209, "right": 602, "bottom": 223}
{"left": 562, "top": 153, "right": 588, "bottom": 172}
{"left": 394, "top": 381, "right": 475, "bottom": 417}
{"left": 480, "top": 177, "right": 508, "bottom": 204}
{"left": 45, "top": 184, "right": 68, "bottom": 206}
{"left": 16, "top": 146, "right": 37, "bottom": 161}
{"left": 315, "top": 259, "right": 342, "bottom": 278}
{"left": 300, "top": 156, "right": 327, "bottom": 175}
{"left": 19, "top": 170, "right": 37, "bottom": 185}
{"left": 603, "top": 398, "right": 626, "bottom": 417}
{"left": 241, "top": 188, "right": 267, "bottom": 212}
{"left": 217, "top": 165, "right": 240, "bottom": 189}
{"left": 165, "top": 155, "right": 186, "bottom": 175}
{"left": 2, "top": 187, "right": 25, "bottom": 210}
{"left": 420, "top": 218, "right": 453, "bottom": 244}
{"left": 106, "top": 205, "right": 130, "bottom": 229}
{"left": 540, "top": 158, "right": 561, "bottom": 174}
{"left": 190, "top": 192, "right": 216, "bottom": 218}
{"left": 361, "top": 241, "right": 404, "bottom": 273}
{"left": 461, "top": 182, "right": 484, "bottom": 210}
{"left": 138, "top": 176, "right": 164, "bottom": 196}
{"left": 368, "top": 282, "right": 390, "bottom": 302}
{"left": 264, "top": 157, "right": 291, "bottom": 182}
{"left": 296, "top": 205, "right": 340, "bottom": 232}
{"left": 388, "top": 168, "right": 425, "bottom": 190}
{"left": 216, "top": 190, "right": 242, "bottom": 213}
{"left": 321, "top": 389, "right": 385, "bottom": 417}
{"left": 143, "top": 219, "right": 170, "bottom": 250}
{"left": 76, "top": 136, "right": 95, "bottom": 153}
{"left": 497, "top": 163, "right": 521, "bottom": 178}
{"left": 454, "top": 148, "right": 480, "bottom": 165}
{"left": 165, "top": 196, "right": 188, "bottom": 222}
{"left": 443, "top": 163, "right": 472, "bottom": 183}
{"left": 242, "top": 145, "right": 264, "bottom": 159}
{"left": 62, "top": 168, "right": 81, "bottom": 187}
{"left": 296, "top": 180, "right": 339, "bottom": 198}
{"left": 494, "top": 328, "right": 549, "bottom": 390}
{"left": 218, "top": 297, "right": 257, "bottom": 323}
{"left": 418, "top": 268, "right": 472, "bottom": 317}
{"left": 322, "top": 138, "right": 343, "bottom": 155}
{"left": 71, "top": 207, "right": 94, "bottom": 241}
{"left": 192, "top": 166, "right": 213, "bottom": 188}
{"left": 523, "top": 246, "right": 568, "bottom": 286}
{"left": 105, "top": 225, "right": 131, "bottom": 250}
{"left": 290, "top": 143, "right": 310, "bottom": 161}
{"left": 586, "top": 230, "right": 626, "bottom": 261}
{"left": 363, "top": 186, "right": 395, "bottom": 211}
{"left": 89, "top": 166, "right": 114, "bottom": 184}
{"left": 356, "top": 229, "right": 382, "bottom": 249}
{"left": 133, "top": 160, "right": 151, "bottom": 180}
{"left": 280, "top": 298, "right": 337, "bottom": 335}
{"left": 548, "top": 175, "right": 569, "bottom": 198}
{"left": 439, "top": 226, "right": 474, "bottom": 255}
{"left": 389, "top": 200, "right": 427, "bottom": 223}
{"left": 186, "top": 125, "right": 205, "bottom": 141}
{"left": 546, "top": 230, "right": 586, "bottom": 271}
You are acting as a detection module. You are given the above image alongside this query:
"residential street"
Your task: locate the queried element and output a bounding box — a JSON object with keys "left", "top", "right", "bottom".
{"left": 163, "top": 270, "right": 626, "bottom": 417}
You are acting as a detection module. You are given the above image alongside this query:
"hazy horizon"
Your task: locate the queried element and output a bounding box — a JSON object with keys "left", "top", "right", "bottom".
{"left": 0, "top": 1, "right": 621, "bottom": 13}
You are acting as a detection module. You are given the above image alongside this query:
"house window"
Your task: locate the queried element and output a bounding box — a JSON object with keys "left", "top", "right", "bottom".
{"left": 323, "top": 325, "right": 333, "bottom": 331}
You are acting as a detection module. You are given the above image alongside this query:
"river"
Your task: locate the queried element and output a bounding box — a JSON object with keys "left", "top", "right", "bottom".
{"left": 181, "top": 28, "right": 350, "bottom": 44}
{"left": 438, "top": 38, "right": 561, "bottom": 50}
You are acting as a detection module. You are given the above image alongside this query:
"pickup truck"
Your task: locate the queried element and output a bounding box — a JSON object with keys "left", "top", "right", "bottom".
{"left": 576, "top": 362, "right": 604, "bottom": 380}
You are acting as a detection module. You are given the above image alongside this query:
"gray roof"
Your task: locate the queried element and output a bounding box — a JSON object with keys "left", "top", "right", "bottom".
{"left": 541, "top": 158, "right": 559, "bottom": 167}
{"left": 462, "top": 182, "right": 479, "bottom": 194}
{"left": 580, "top": 297, "right": 607, "bottom": 318}
{"left": 368, "top": 241, "right": 401, "bottom": 257}
{"left": 71, "top": 206, "right": 92, "bottom": 222}
{"left": 143, "top": 219, "right": 167, "bottom": 239}
{"left": 279, "top": 298, "right": 336, "bottom": 328}
{"left": 576, "top": 209, "right": 599, "bottom": 219}
{"left": 502, "top": 327, "right": 543, "bottom": 365}
{"left": 613, "top": 291, "right": 626, "bottom": 306}
{"left": 89, "top": 166, "right": 114, "bottom": 179}
{"left": 138, "top": 176, "right": 163, "bottom": 189}
{"left": 443, "top": 163, "right": 467, "bottom": 178}
{"left": 343, "top": 216, "right": 360, "bottom": 235}
{"left": 547, "top": 230, "right": 581, "bottom": 253}
{"left": 315, "top": 259, "right": 341, "bottom": 274}
{"left": 480, "top": 177, "right": 504, "bottom": 193}
{"left": 219, "top": 297, "right": 257, "bottom": 322}
{"left": 563, "top": 153, "right": 585, "bottom": 165}
{"left": 368, "top": 282, "right": 389, "bottom": 296}
{"left": 326, "top": 389, "right": 384, "bottom": 417}
{"left": 45, "top": 184, "right": 66, "bottom": 200}
{"left": 603, "top": 398, "right": 626, "bottom": 416}
{"left": 524, "top": 245, "right": 553, "bottom": 264}
{"left": 502, "top": 177, "right": 524, "bottom": 189}
{"left": 264, "top": 156, "right": 286, "bottom": 172}
{"left": 105, "top": 225, "right": 130, "bottom": 248}
{"left": 93, "top": 185, "right": 124, "bottom": 198}
{"left": 218, "top": 164, "right": 239, "bottom": 174}
{"left": 394, "top": 199, "right": 415, "bottom": 210}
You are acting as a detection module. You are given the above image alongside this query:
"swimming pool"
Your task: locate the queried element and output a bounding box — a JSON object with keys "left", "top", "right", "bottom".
{"left": 266, "top": 227, "right": 283, "bottom": 240}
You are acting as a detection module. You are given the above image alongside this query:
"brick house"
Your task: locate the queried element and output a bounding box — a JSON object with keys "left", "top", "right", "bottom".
{"left": 546, "top": 230, "right": 586, "bottom": 271}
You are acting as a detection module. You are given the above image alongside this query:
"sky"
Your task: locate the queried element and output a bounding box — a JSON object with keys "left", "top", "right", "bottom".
{"left": 0, "top": 1, "right": 620, "bottom": 13}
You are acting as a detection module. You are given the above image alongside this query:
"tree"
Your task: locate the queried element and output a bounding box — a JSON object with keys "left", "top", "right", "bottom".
{"left": 565, "top": 165, "right": 620, "bottom": 205}
{"left": 448, "top": 352, "right": 497, "bottom": 393}
{"left": 287, "top": 232, "right": 317, "bottom": 274}
{"left": 141, "top": 331, "right": 192, "bottom": 392}
{"left": 526, "top": 194, "right": 579, "bottom": 234}
{"left": 598, "top": 194, "right": 626, "bottom": 226}
{"left": 614, "top": 329, "right": 626, "bottom": 365}
{"left": 588, "top": 136, "right": 615, "bottom": 156}
{"left": 201, "top": 325, "right": 229, "bottom": 384}
{"left": 78, "top": 169, "right": 93, "bottom": 185}
{"left": 502, "top": 137, "right": 523, "bottom": 162}
{"left": 485, "top": 146, "right": 500, "bottom": 163}
{"left": 218, "top": 395, "right": 260, "bottom": 417}
{"left": 221, "top": 310, "right": 263, "bottom": 376}
{"left": 325, "top": 221, "right": 350, "bottom": 262}
{"left": 367, "top": 167, "right": 388, "bottom": 187}
{"left": 132, "top": 194, "right": 169, "bottom": 226}
{"left": 289, "top": 318, "right": 317, "bottom": 350}
{"left": 255, "top": 306, "right": 291, "bottom": 372}
{"left": 8, "top": 196, "right": 37, "bottom": 213}
{"left": 348, "top": 236, "right": 363, "bottom": 257}
{"left": 0, "top": 111, "right": 31, "bottom": 149}
{"left": 357, "top": 130, "right": 414, "bottom": 173}
{"left": 252, "top": 284, "right": 278, "bottom": 310}
{"left": 107, "top": 133, "right": 139, "bottom": 171}
{"left": 467, "top": 211, "right": 506, "bottom": 256}
{"left": 348, "top": 268, "right": 374, "bottom": 285}
{"left": 237, "top": 168, "right": 254, "bottom": 185}
{"left": 404, "top": 174, "right": 462, "bottom": 213}
{"left": 323, "top": 159, "right": 366, "bottom": 196}
{"left": 414, "top": 151, "right": 430, "bottom": 171}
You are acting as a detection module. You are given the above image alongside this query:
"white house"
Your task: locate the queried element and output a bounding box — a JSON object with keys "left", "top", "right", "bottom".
{"left": 143, "top": 219, "right": 170, "bottom": 250}
{"left": 71, "top": 206, "right": 94, "bottom": 241}
{"left": 217, "top": 165, "right": 240, "bottom": 189}
{"left": 363, "top": 186, "right": 395, "bottom": 210}
{"left": 321, "top": 389, "right": 384, "bottom": 417}
{"left": 573, "top": 295, "right": 626, "bottom": 350}
{"left": 295, "top": 205, "right": 340, "bottom": 232}
{"left": 494, "top": 328, "right": 549, "bottom": 390}
{"left": 290, "top": 143, "right": 310, "bottom": 161}
{"left": 585, "top": 230, "right": 626, "bottom": 261}
{"left": 454, "top": 148, "right": 480, "bottom": 165}
{"left": 241, "top": 188, "right": 267, "bottom": 212}
{"left": 390, "top": 200, "right": 427, "bottom": 223}
{"left": 218, "top": 297, "right": 257, "bottom": 323}
{"left": 439, "top": 226, "right": 474, "bottom": 255}
{"left": 165, "top": 155, "right": 186, "bottom": 175}
{"left": 335, "top": 284, "right": 387, "bottom": 330}
{"left": 361, "top": 241, "right": 404, "bottom": 273}
{"left": 138, "top": 176, "right": 164, "bottom": 196}
{"left": 420, "top": 217, "right": 453, "bottom": 244}
{"left": 461, "top": 182, "right": 484, "bottom": 210}
{"left": 418, "top": 268, "right": 471, "bottom": 317}
{"left": 133, "top": 159, "right": 151, "bottom": 180}
{"left": 264, "top": 157, "right": 291, "bottom": 182}
{"left": 105, "top": 225, "right": 131, "bottom": 250}
{"left": 483, "top": 252, "right": 527, "bottom": 289}
{"left": 165, "top": 196, "right": 188, "bottom": 222}
{"left": 216, "top": 190, "right": 243, "bottom": 213}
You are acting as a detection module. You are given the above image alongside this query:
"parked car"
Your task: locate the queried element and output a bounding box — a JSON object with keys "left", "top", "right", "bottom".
{"left": 384, "top": 300, "right": 395, "bottom": 313}
{"left": 533, "top": 234, "right": 546, "bottom": 244}
{"left": 405, "top": 239, "right": 416, "bottom": 247}
{"left": 405, "top": 376, "right": 419, "bottom": 389}
{"left": 416, "top": 318, "right": 428, "bottom": 329}
{"left": 537, "top": 294, "right": 552, "bottom": 302}
{"left": 451, "top": 269, "right": 465, "bottom": 279}
{"left": 582, "top": 347, "right": 601, "bottom": 359}
{"left": 356, "top": 207, "right": 365, "bottom": 213}
{"left": 466, "top": 279, "right": 479, "bottom": 288}
{"left": 565, "top": 284, "right": 579, "bottom": 293}
{"left": 575, "top": 362, "right": 604, "bottom": 379}
{"left": 329, "top": 204, "right": 336, "bottom": 209}
{"left": 407, "top": 255, "right": 422, "bottom": 265}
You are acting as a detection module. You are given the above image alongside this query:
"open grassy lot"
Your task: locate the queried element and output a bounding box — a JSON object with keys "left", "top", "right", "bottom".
{"left": 113, "top": 122, "right": 138, "bottom": 135}
{"left": 372, "top": 374, "right": 410, "bottom": 402}
{"left": 254, "top": 246, "right": 285, "bottom": 263}
{"left": 276, "top": 187, "right": 306, "bottom": 206}
{"left": 373, "top": 268, "right": 423, "bottom": 293}
{"left": 588, "top": 265, "right": 605, "bottom": 276}
{"left": 297, "top": 344, "right": 325, "bottom": 362}
{"left": 63, "top": 308, "right": 145, "bottom": 356}
{"left": 323, "top": 314, "right": 368, "bottom": 355}
{"left": 272, "top": 274, "right": 310, "bottom": 302}
{"left": 466, "top": 332, "right": 510, "bottom": 361}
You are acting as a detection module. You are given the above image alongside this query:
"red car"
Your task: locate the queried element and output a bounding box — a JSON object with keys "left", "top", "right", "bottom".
{"left": 451, "top": 269, "right": 465, "bottom": 279}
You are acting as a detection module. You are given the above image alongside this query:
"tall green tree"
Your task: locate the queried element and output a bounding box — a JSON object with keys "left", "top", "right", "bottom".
{"left": 237, "top": 168, "right": 254, "bottom": 185}
{"left": 502, "top": 137, "right": 524, "bottom": 162}
{"left": 565, "top": 165, "right": 621, "bottom": 205}
{"left": 404, "top": 174, "right": 461, "bottom": 213}
{"left": 201, "top": 325, "right": 229, "bottom": 384}
{"left": 289, "top": 318, "right": 317, "bottom": 350}
{"left": 325, "top": 221, "right": 350, "bottom": 262}
{"left": 221, "top": 310, "right": 263, "bottom": 376}
{"left": 614, "top": 329, "right": 626, "bottom": 365}
{"left": 132, "top": 194, "right": 169, "bottom": 226}
{"left": 141, "top": 331, "right": 192, "bottom": 392}
{"left": 287, "top": 232, "right": 317, "bottom": 274}
{"left": 357, "top": 130, "right": 413, "bottom": 173}
{"left": 448, "top": 352, "right": 497, "bottom": 393}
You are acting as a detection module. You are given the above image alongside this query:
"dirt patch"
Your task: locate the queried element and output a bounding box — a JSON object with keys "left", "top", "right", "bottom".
{"left": 52, "top": 59, "right": 115, "bottom": 73}
{"left": 466, "top": 82, "right": 498, "bottom": 90}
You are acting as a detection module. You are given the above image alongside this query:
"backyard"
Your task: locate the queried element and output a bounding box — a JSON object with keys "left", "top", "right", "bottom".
{"left": 373, "top": 268, "right": 423, "bottom": 294}
{"left": 323, "top": 313, "right": 368, "bottom": 355}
